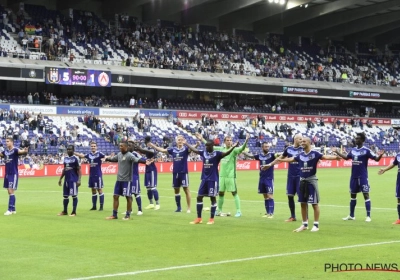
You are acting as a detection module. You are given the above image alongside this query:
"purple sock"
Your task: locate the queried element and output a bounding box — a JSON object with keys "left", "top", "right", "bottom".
{"left": 269, "top": 199, "right": 275, "bottom": 215}
{"left": 288, "top": 196, "right": 295, "bottom": 218}
{"left": 211, "top": 203, "right": 217, "bottom": 218}
{"left": 350, "top": 199, "right": 357, "bottom": 217}
{"left": 147, "top": 189, "right": 153, "bottom": 204}
{"left": 196, "top": 202, "right": 203, "bottom": 218}
{"left": 63, "top": 197, "right": 69, "bottom": 213}
{"left": 9, "top": 195, "right": 15, "bottom": 211}
{"left": 264, "top": 199, "right": 269, "bottom": 214}
{"left": 99, "top": 193, "right": 104, "bottom": 207}
{"left": 365, "top": 199, "right": 371, "bottom": 217}
{"left": 135, "top": 195, "right": 142, "bottom": 211}
{"left": 175, "top": 194, "right": 181, "bottom": 209}
{"left": 92, "top": 194, "right": 97, "bottom": 207}
{"left": 152, "top": 188, "right": 159, "bottom": 203}
{"left": 112, "top": 210, "right": 118, "bottom": 217}
{"left": 72, "top": 196, "right": 78, "bottom": 213}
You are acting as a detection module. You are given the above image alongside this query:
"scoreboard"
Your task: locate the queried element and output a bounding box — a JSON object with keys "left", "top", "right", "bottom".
{"left": 45, "top": 67, "right": 111, "bottom": 87}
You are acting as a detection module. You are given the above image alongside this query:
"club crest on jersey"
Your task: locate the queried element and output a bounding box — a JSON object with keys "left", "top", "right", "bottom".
{"left": 64, "top": 157, "right": 76, "bottom": 164}
{"left": 300, "top": 154, "right": 314, "bottom": 161}
{"left": 262, "top": 154, "right": 272, "bottom": 160}
{"left": 89, "top": 153, "right": 98, "bottom": 160}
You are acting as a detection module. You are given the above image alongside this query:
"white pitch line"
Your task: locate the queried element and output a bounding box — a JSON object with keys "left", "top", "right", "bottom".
{"left": 67, "top": 240, "right": 400, "bottom": 280}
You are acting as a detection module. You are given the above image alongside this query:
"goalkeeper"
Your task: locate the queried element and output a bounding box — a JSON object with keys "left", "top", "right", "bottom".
{"left": 196, "top": 132, "right": 249, "bottom": 217}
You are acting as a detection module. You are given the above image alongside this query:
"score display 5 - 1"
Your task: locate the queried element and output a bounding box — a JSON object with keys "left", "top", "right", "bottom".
{"left": 45, "top": 67, "right": 111, "bottom": 87}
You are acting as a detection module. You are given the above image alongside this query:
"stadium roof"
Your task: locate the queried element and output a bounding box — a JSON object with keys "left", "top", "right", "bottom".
{"left": 110, "top": 0, "right": 400, "bottom": 44}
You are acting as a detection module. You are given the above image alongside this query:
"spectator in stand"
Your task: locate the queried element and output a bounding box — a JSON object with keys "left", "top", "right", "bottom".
{"left": 27, "top": 93, "right": 33, "bottom": 105}
{"left": 129, "top": 96, "right": 135, "bottom": 108}
{"left": 167, "top": 112, "right": 173, "bottom": 123}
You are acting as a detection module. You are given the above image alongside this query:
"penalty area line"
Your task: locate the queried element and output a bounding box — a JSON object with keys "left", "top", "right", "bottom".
{"left": 67, "top": 240, "right": 400, "bottom": 280}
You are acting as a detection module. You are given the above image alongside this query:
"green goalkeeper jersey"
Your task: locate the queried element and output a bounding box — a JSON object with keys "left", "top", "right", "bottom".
{"left": 214, "top": 144, "right": 247, "bottom": 178}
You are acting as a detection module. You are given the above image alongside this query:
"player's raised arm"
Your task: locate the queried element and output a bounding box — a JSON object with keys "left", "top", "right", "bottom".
{"left": 234, "top": 133, "right": 250, "bottom": 154}
{"left": 134, "top": 145, "right": 155, "bottom": 157}
{"left": 276, "top": 157, "right": 296, "bottom": 163}
{"left": 268, "top": 153, "right": 287, "bottom": 166}
{"left": 147, "top": 142, "right": 168, "bottom": 154}
{"left": 194, "top": 141, "right": 201, "bottom": 149}
{"left": 128, "top": 152, "right": 147, "bottom": 164}
{"left": 262, "top": 156, "right": 295, "bottom": 170}
{"left": 221, "top": 142, "right": 239, "bottom": 158}
{"left": 195, "top": 132, "right": 206, "bottom": 144}
{"left": 18, "top": 147, "right": 29, "bottom": 155}
{"left": 378, "top": 162, "right": 396, "bottom": 175}
{"left": 331, "top": 147, "right": 348, "bottom": 160}
{"left": 242, "top": 151, "right": 255, "bottom": 159}
{"left": 105, "top": 154, "right": 118, "bottom": 162}
{"left": 321, "top": 154, "right": 342, "bottom": 160}
{"left": 374, "top": 149, "right": 385, "bottom": 162}
{"left": 277, "top": 154, "right": 286, "bottom": 161}
{"left": 183, "top": 138, "right": 201, "bottom": 155}
{"left": 74, "top": 152, "right": 86, "bottom": 158}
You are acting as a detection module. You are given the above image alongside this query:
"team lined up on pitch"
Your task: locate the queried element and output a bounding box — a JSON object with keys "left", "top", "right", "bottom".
{"left": 3, "top": 131, "right": 400, "bottom": 230}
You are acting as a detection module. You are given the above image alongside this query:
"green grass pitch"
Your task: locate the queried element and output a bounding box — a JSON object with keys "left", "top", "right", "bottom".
{"left": 1, "top": 167, "right": 400, "bottom": 280}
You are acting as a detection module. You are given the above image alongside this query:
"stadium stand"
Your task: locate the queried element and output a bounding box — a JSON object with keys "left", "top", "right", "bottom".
{"left": 3, "top": 111, "right": 394, "bottom": 159}
{"left": 1, "top": 4, "right": 397, "bottom": 87}
{"left": 0, "top": 2, "right": 397, "bottom": 163}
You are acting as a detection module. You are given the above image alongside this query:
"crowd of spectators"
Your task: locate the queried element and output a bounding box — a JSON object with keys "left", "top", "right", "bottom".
{"left": 24, "top": 91, "right": 111, "bottom": 107}
{"left": 0, "top": 88, "right": 388, "bottom": 120}
{"left": 2, "top": 4, "right": 398, "bottom": 88}
{"left": 0, "top": 105, "right": 398, "bottom": 166}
